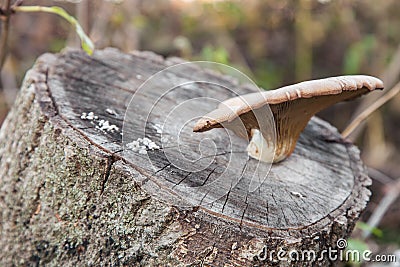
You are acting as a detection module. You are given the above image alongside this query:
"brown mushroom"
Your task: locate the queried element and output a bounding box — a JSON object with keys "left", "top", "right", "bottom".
{"left": 193, "top": 75, "right": 384, "bottom": 163}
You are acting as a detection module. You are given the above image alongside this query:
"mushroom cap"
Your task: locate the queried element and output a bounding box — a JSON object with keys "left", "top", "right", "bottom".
{"left": 193, "top": 75, "right": 384, "bottom": 134}
{"left": 193, "top": 75, "right": 383, "bottom": 163}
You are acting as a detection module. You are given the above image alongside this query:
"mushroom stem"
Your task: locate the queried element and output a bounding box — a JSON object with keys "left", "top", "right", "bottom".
{"left": 247, "top": 128, "right": 295, "bottom": 163}
{"left": 247, "top": 129, "right": 275, "bottom": 163}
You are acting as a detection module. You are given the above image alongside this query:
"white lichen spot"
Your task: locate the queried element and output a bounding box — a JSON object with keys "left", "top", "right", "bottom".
{"left": 81, "top": 111, "right": 98, "bottom": 120}
{"left": 98, "top": 119, "right": 119, "bottom": 133}
{"left": 126, "top": 137, "right": 160, "bottom": 154}
{"left": 105, "top": 108, "right": 117, "bottom": 115}
{"left": 290, "top": 191, "right": 305, "bottom": 198}
{"left": 136, "top": 74, "right": 142, "bottom": 79}
{"left": 142, "top": 137, "right": 151, "bottom": 146}
{"left": 126, "top": 140, "right": 141, "bottom": 150}
{"left": 148, "top": 142, "right": 160, "bottom": 150}
{"left": 81, "top": 111, "right": 119, "bottom": 133}
{"left": 87, "top": 112, "right": 96, "bottom": 120}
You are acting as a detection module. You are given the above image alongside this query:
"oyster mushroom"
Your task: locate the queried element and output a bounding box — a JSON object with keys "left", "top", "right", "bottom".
{"left": 193, "top": 75, "right": 384, "bottom": 163}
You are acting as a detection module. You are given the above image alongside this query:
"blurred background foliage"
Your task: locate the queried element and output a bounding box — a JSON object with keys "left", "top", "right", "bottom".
{"left": 0, "top": 0, "right": 399, "bottom": 264}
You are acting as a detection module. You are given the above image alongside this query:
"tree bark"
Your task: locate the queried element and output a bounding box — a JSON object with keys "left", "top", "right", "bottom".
{"left": 0, "top": 48, "right": 371, "bottom": 266}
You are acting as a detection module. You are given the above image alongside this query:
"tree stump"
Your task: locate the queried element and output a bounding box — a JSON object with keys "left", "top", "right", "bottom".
{"left": 0, "top": 48, "right": 371, "bottom": 266}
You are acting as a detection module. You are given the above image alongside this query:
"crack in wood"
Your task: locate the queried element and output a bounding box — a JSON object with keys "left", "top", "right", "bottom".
{"left": 201, "top": 166, "right": 219, "bottom": 186}
{"left": 153, "top": 163, "right": 172, "bottom": 175}
{"left": 199, "top": 188, "right": 213, "bottom": 207}
{"left": 221, "top": 182, "right": 234, "bottom": 214}
{"left": 239, "top": 193, "right": 249, "bottom": 230}
{"left": 172, "top": 172, "right": 191, "bottom": 189}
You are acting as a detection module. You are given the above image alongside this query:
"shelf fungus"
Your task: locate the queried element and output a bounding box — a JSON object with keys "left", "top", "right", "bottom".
{"left": 193, "top": 75, "right": 384, "bottom": 163}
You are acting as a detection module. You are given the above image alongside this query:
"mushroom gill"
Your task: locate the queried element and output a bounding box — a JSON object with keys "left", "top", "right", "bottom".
{"left": 193, "top": 75, "right": 384, "bottom": 163}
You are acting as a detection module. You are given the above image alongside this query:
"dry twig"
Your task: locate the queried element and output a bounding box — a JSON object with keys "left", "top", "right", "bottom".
{"left": 342, "top": 81, "right": 400, "bottom": 138}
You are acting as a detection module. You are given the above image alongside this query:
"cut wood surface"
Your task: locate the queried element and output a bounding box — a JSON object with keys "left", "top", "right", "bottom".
{"left": 0, "top": 48, "right": 371, "bottom": 266}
